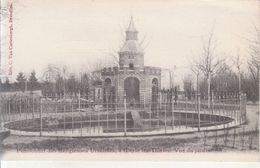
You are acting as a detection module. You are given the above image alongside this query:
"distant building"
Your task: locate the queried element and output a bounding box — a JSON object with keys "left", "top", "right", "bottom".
{"left": 93, "top": 17, "right": 161, "bottom": 106}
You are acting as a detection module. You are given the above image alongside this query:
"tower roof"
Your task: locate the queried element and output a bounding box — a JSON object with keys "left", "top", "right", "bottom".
{"left": 126, "top": 16, "right": 137, "bottom": 32}
{"left": 119, "top": 40, "right": 143, "bottom": 53}
{"left": 119, "top": 16, "right": 143, "bottom": 53}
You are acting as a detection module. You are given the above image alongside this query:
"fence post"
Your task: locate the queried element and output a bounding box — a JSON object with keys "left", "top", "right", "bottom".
{"left": 72, "top": 101, "right": 74, "bottom": 134}
{"left": 244, "top": 94, "right": 247, "bottom": 122}
{"left": 25, "top": 98, "right": 28, "bottom": 120}
{"left": 98, "top": 107, "right": 100, "bottom": 134}
{"left": 224, "top": 127, "right": 229, "bottom": 147}
{"left": 144, "top": 92, "right": 146, "bottom": 109}
{"left": 6, "top": 100, "right": 9, "bottom": 121}
{"left": 19, "top": 98, "right": 22, "bottom": 118}
{"left": 241, "top": 125, "right": 245, "bottom": 150}
{"left": 106, "top": 110, "right": 108, "bottom": 130}
{"left": 185, "top": 97, "right": 188, "bottom": 111}
{"left": 0, "top": 102, "right": 2, "bottom": 129}
{"left": 185, "top": 113, "right": 187, "bottom": 128}
{"left": 124, "top": 94, "right": 127, "bottom": 137}
{"left": 78, "top": 92, "right": 81, "bottom": 112}
{"left": 40, "top": 98, "right": 42, "bottom": 136}
{"left": 159, "top": 92, "right": 161, "bottom": 109}
{"left": 198, "top": 94, "right": 201, "bottom": 132}
{"left": 1, "top": 101, "right": 4, "bottom": 122}
{"left": 32, "top": 95, "right": 34, "bottom": 119}
{"left": 233, "top": 128, "right": 236, "bottom": 148}
{"left": 203, "top": 130, "right": 207, "bottom": 150}
{"left": 8, "top": 99, "right": 11, "bottom": 121}
{"left": 239, "top": 93, "right": 242, "bottom": 125}
{"left": 90, "top": 108, "right": 92, "bottom": 129}
{"left": 63, "top": 101, "right": 66, "bottom": 134}
{"left": 55, "top": 96, "right": 58, "bottom": 134}
{"left": 214, "top": 130, "right": 218, "bottom": 146}
{"left": 115, "top": 107, "right": 118, "bottom": 130}
{"left": 149, "top": 104, "right": 152, "bottom": 129}
{"left": 164, "top": 103, "right": 167, "bottom": 134}
{"left": 6, "top": 100, "right": 8, "bottom": 121}
{"left": 249, "top": 130, "right": 253, "bottom": 150}
{"left": 78, "top": 92, "right": 82, "bottom": 136}
{"left": 0, "top": 100, "right": 3, "bottom": 128}
{"left": 212, "top": 92, "right": 216, "bottom": 125}
{"left": 172, "top": 93, "right": 174, "bottom": 130}
{"left": 105, "top": 93, "right": 109, "bottom": 129}
{"left": 157, "top": 102, "right": 160, "bottom": 128}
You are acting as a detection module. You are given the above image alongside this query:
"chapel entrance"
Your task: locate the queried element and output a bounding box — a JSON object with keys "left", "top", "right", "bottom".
{"left": 124, "top": 77, "right": 140, "bottom": 105}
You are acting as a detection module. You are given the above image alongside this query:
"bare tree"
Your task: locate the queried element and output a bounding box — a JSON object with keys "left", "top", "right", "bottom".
{"left": 191, "top": 65, "right": 200, "bottom": 95}
{"left": 42, "top": 64, "right": 60, "bottom": 83}
{"left": 183, "top": 74, "right": 194, "bottom": 100}
{"left": 247, "top": 25, "right": 260, "bottom": 101}
{"left": 28, "top": 70, "right": 39, "bottom": 91}
{"left": 41, "top": 64, "right": 61, "bottom": 96}
{"left": 108, "top": 49, "right": 120, "bottom": 67}
{"left": 60, "top": 65, "right": 69, "bottom": 97}
{"left": 231, "top": 49, "right": 243, "bottom": 94}
{"left": 192, "top": 29, "right": 224, "bottom": 108}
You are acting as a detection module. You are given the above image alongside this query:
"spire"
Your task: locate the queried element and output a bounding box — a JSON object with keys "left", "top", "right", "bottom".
{"left": 126, "top": 16, "right": 138, "bottom": 40}
{"left": 127, "top": 16, "right": 137, "bottom": 32}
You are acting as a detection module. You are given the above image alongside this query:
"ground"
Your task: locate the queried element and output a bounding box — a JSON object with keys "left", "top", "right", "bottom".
{"left": 1, "top": 104, "right": 259, "bottom": 153}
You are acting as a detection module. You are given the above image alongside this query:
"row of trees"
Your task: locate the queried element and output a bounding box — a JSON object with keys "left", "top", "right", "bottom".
{"left": 183, "top": 27, "right": 260, "bottom": 103}
{"left": 0, "top": 65, "right": 92, "bottom": 99}
{"left": 42, "top": 72, "right": 91, "bottom": 98}
{"left": 0, "top": 71, "right": 40, "bottom": 92}
{"left": 183, "top": 63, "right": 259, "bottom": 101}
{"left": 40, "top": 64, "right": 92, "bottom": 98}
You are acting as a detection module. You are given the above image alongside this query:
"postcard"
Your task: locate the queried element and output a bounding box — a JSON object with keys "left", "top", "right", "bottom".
{"left": 0, "top": 0, "right": 259, "bottom": 162}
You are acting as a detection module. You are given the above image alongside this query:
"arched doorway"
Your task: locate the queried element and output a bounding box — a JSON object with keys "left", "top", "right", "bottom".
{"left": 124, "top": 77, "right": 140, "bottom": 104}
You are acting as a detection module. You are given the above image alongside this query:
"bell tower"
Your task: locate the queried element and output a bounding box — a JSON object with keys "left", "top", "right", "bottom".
{"left": 119, "top": 17, "right": 144, "bottom": 70}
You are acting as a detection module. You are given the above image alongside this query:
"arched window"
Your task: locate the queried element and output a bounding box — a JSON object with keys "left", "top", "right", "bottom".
{"left": 104, "top": 78, "right": 112, "bottom": 86}
{"left": 129, "top": 63, "right": 134, "bottom": 70}
{"left": 152, "top": 78, "right": 158, "bottom": 87}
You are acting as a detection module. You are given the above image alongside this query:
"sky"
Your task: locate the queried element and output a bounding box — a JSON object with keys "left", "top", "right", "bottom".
{"left": 0, "top": 0, "right": 259, "bottom": 86}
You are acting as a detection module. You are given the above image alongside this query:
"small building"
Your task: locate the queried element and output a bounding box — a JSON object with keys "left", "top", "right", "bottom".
{"left": 93, "top": 17, "right": 161, "bottom": 106}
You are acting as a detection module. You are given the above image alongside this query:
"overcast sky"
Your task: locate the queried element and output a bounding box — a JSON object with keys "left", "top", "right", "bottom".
{"left": 1, "top": 0, "right": 259, "bottom": 85}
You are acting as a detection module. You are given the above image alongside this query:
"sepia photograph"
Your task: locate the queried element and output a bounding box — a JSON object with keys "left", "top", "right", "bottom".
{"left": 0, "top": 0, "right": 259, "bottom": 162}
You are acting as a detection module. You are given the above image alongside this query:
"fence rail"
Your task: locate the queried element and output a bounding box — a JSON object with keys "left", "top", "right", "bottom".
{"left": 0, "top": 93, "right": 247, "bottom": 137}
